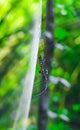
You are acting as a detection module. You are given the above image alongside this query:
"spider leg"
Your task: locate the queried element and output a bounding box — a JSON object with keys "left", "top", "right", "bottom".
{"left": 33, "top": 56, "right": 48, "bottom": 97}
{"left": 34, "top": 80, "right": 48, "bottom": 97}
{"left": 35, "top": 69, "right": 48, "bottom": 97}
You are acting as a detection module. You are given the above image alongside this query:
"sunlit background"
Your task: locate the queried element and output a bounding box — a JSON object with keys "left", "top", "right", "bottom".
{"left": 0, "top": 0, "right": 80, "bottom": 130}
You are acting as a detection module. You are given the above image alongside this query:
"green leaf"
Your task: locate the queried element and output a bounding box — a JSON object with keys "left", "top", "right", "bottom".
{"left": 55, "top": 27, "right": 68, "bottom": 40}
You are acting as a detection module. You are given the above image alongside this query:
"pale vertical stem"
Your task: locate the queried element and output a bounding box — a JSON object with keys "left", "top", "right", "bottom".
{"left": 13, "top": 1, "right": 42, "bottom": 130}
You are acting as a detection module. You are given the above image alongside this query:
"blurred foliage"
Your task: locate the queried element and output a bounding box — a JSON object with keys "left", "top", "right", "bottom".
{"left": 0, "top": 0, "right": 80, "bottom": 130}
{"left": 0, "top": 0, "right": 40, "bottom": 129}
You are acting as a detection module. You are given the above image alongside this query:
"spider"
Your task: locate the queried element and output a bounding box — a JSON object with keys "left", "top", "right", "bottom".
{"left": 38, "top": 56, "right": 48, "bottom": 80}
{"left": 34, "top": 55, "right": 48, "bottom": 97}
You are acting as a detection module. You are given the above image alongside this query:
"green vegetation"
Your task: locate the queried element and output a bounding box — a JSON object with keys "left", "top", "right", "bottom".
{"left": 0, "top": 0, "right": 80, "bottom": 130}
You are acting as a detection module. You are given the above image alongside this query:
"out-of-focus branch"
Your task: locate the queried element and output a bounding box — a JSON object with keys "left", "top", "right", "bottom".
{"left": 38, "top": 0, "right": 54, "bottom": 130}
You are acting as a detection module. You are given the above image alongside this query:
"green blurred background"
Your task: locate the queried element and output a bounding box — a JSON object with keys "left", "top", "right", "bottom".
{"left": 0, "top": 0, "right": 80, "bottom": 130}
